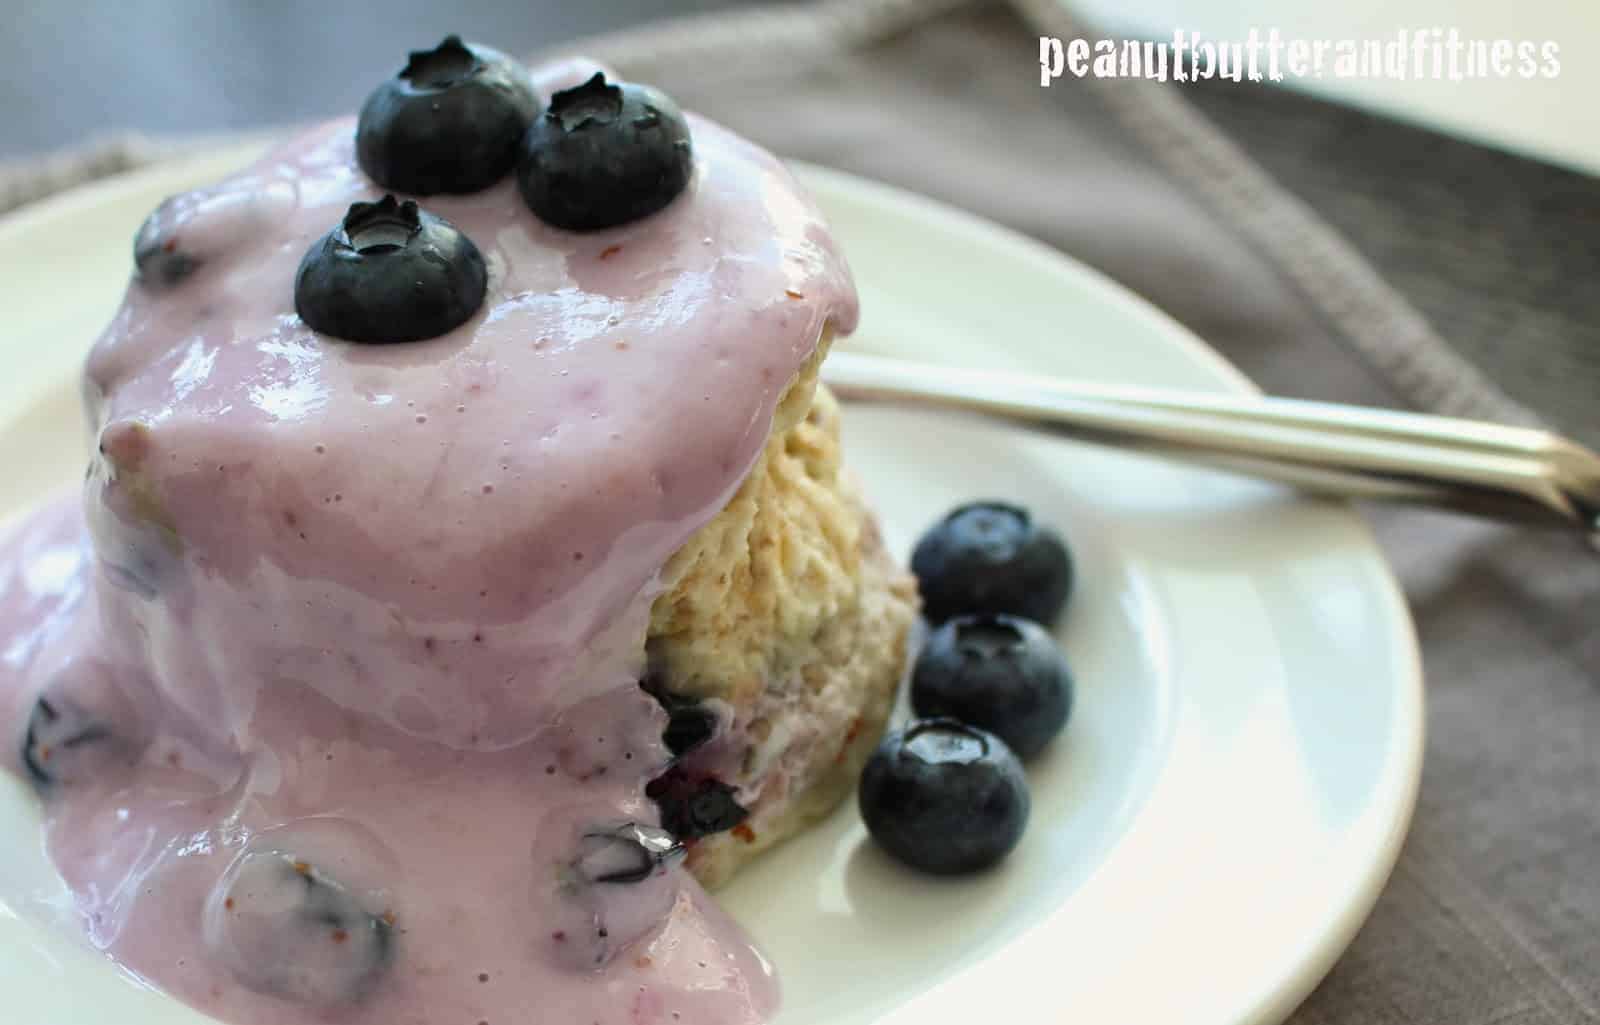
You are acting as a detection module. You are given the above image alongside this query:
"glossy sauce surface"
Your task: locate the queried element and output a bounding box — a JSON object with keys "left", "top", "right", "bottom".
{"left": 0, "top": 59, "right": 856, "bottom": 1025}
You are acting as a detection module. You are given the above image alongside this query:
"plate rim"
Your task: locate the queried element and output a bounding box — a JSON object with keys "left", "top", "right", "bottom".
{"left": 0, "top": 145, "right": 1424, "bottom": 1025}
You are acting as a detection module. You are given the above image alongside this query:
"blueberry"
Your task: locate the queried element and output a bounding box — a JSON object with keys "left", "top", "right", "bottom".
{"left": 294, "top": 195, "right": 487, "bottom": 344}
{"left": 206, "top": 851, "right": 393, "bottom": 1007}
{"left": 646, "top": 768, "right": 748, "bottom": 839}
{"left": 910, "top": 502, "right": 1074, "bottom": 626}
{"left": 130, "top": 183, "right": 296, "bottom": 292}
{"left": 133, "top": 197, "right": 200, "bottom": 287}
{"left": 858, "top": 718, "right": 1029, "bottom": 874}
{"left": 357, "top": 35, "right": 539, "bottom": 195}
{"left": 516, "top": 72, "right": 693, "bottom": 231}
{"left": 661, "top": 702, "right": 717, "bottom": 757}
{"left": 911, "top": 614, "right": 1072, "bottom": 760}
{"left": 571, "top": 822, "right": 685, "bottom": 885}
{"left": 21, "top": 696, "right": 116, "bottom": 789}
{"left": 549, "top": 822, "right": 682, "bottom": 970}
{"left": 640, "top": 676, "right": 718, "bottom": 757}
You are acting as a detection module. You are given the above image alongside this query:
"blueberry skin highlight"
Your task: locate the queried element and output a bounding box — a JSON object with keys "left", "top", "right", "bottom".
{"left": 294, "top": 195, "right": 487, "bottom": 344}
{"left": 357, "top": 35, "right": 540, "bottom": 195}
{"left": 910, "top": 501, "right": 1074, "bottom": 626}
{"left": 858, "top": 718, "right": 1030, "bottom": 875}
{"left": 517, "top": 72, "right": 693, "bottom": 231}
{"left": 910, "top": 614, "right": 1073, "bottom": 760}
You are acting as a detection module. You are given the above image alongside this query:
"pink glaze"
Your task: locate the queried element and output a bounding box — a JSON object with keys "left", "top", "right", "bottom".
{"left": 0, "top": 57, "right": 856, "bottom": 1025}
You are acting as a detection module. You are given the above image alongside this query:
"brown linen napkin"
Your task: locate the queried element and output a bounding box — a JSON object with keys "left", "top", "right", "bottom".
{"left": 2, "top": 2, "right": 1596, "bottom": 1021}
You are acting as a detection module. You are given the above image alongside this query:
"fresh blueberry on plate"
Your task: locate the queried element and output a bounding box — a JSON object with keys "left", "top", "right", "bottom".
{"left": 910, "top": 501, "right": 1074, "bottom": 626}
{"left": 911, "top": 613, "right": 1072, "bottom": 760}
{"left": 294, "top": 195, "right": 487, "bottom": 344}
{"left": 858, "top": 717, "right": 1029, "bottom": 874}
{"left": 357, "top": 35, "right": 539, "bottom": 195}
{"left": 205, "top": 850, "right": 394, "bottom": 1007}
{"left": 517, "top": 72, "right": 693, "bottom": 231}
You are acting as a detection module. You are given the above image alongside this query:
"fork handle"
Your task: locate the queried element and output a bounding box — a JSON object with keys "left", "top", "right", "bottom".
{"left": 822, "top": 352, "right": 1600, "bottom": 539}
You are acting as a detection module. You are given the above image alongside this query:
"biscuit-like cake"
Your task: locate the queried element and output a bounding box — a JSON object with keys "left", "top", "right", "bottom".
{"left": 0, "top": 53, "right": 914, "bottom": 1025}
{"left": 651, "top": 356, "right": 917, "bottom": 888}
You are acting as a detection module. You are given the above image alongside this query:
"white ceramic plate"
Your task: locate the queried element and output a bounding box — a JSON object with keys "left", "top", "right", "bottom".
{"left": 0, "top": 147, "right": 1421, "bottom": 1025}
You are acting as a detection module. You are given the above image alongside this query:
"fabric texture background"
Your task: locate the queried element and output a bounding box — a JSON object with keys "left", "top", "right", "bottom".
{"left": 3, "top": 0, "right": 1596, "bottom": 1021}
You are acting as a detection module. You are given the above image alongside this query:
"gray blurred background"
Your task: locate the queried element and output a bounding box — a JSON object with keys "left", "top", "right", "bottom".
{"left": 0, "top": 0, "right": 765, "bottom": 159}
